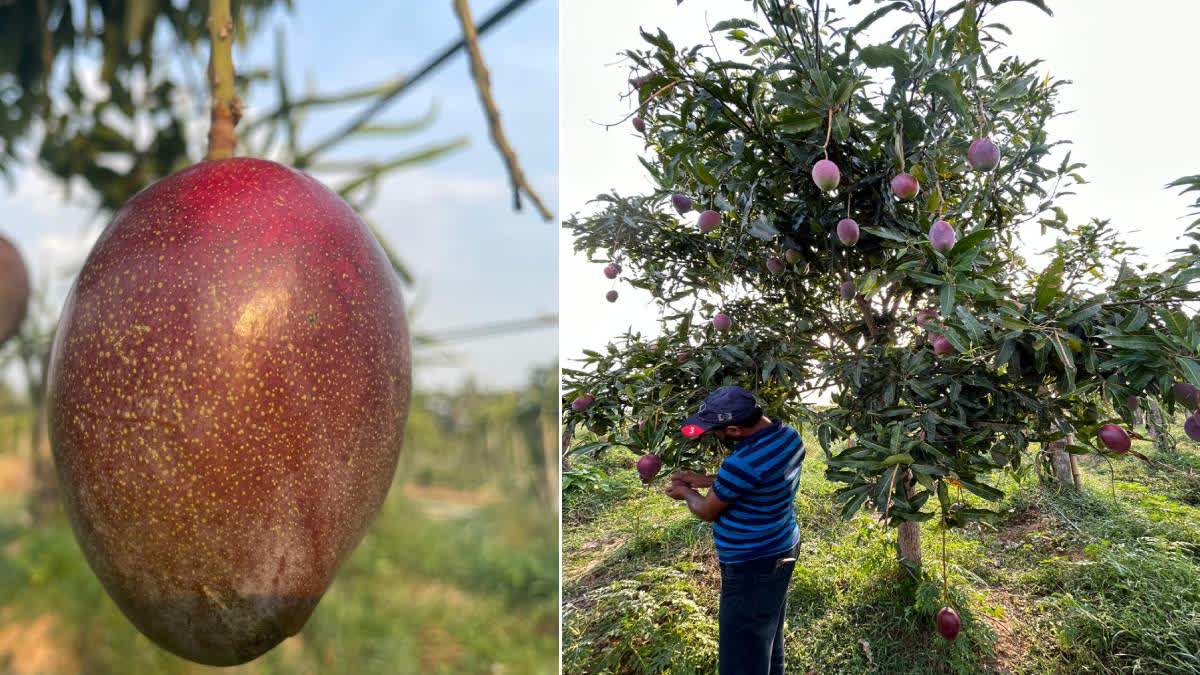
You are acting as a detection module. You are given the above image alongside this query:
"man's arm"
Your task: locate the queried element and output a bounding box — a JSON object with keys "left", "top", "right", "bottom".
{"left": 664, "top": 481, "right": 728, "bottom": 522}
{"left": 670, "top": 470, "right": 716, "bottom": 489}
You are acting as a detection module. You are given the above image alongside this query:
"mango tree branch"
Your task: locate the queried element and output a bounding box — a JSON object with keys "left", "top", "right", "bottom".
{"left": 296, "top": 0, "right": 532, "bottom": 167}
{"left": 857, "top": 295, "right": 880, "bottom": 337}
{"left": 205, "top": 0, "right": 241, "bottom": 160}
{"left": 451, "top": 0, "right": 552, "bottom": 222}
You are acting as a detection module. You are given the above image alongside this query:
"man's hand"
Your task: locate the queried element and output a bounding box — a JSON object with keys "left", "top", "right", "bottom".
{"left": 670, "top": 470, "right": 715, "bottom": 489}
{"left": 664, "top": 478, "right": 691, "bottom": 501}
{"left": 664, "top": 478, "right": 729, "bottom": 522}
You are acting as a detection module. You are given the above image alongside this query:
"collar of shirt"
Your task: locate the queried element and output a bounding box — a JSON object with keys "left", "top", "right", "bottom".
{"left": 734, "top": 420, "right": 782, "bottom": 451}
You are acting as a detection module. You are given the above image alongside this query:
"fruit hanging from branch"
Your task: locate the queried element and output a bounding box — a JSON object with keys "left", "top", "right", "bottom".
{"left": 935, "top": 607, "right": 961, "bottom": 641}
{"left": 712, "top": 313, "right": 733, "bottom": 331}
{"left": 633, "top": 116, "right": 646, "bottom": 133}
{"left": 1185, "top": 413, "right": 1200, "bottom": 442}
{"left": 836, "top": 218, "right": 860, "bottom": 246}
{"left": 606, "top": 289, "right": 620, "bottom": 303}
{"left": 1097, "top": 424, "right": 1131, "bottom": 454}
{"left": 698, "top": 209, "right": 721, "bottom": 233}
{"left": 890, "top": 173, "right": 919, "bottom": 201}
{"left": 967, "top": 138, "right": 1001, "bottom": 171}
{"left": 637, "top": 454, "right": 663, "bottom": 483}
{"left": 931, "top": 335, "right": 954, "bottom": 356}
{"left": 0, "top": 235, "right": 30, "bottom": 347}
{"left": 811, "top": 159, "right": 841, "bottom": 192}
{"left": 48, "top": 157, "right": 412, "bottom": 667}
{"left": 766, "top": 256, "right": 786, "bottom": 276}
{"left": 1173, "top": 382, "right": 1200, "bottom": 410}
{"left": 571, "top": 394, "right": 596, "bottom": 412}
{"left": 603, "top": 263, "right": 620, "bottom": 279}
{"left": 929, "top": 219, "right": 957, "bottom": 252}
{"left": 672, "top": 193, "right": 693, "bottom": 214}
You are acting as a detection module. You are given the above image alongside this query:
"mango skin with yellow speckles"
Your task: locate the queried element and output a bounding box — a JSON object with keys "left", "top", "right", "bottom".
{"left": 46, "top": 158, "right": 412, "bottom": 666}
{"left": 0, "top": 234, "right": 30, "bottom": 346}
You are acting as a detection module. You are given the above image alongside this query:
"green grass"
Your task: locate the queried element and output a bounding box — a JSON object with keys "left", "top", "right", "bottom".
{"left": 563, "top": 430, "right": 1200, "bottom": 674}
{"left": 0, "top": 381, "right": 558, "bottom": 675}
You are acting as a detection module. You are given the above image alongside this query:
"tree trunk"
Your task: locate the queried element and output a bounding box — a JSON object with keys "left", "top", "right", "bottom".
{"left": 27, "top": 399, "right": 58, "bottom": 523}
{"left": 897, "top": 521, "right": 922, "bottom": 568}
{"left": 896, "top": 470, "right": 921, "bottom": 568}
{"left": 24, "top": 337, "right": 58, "bottom": 524}
{"left": 1144, "top": 401, "right": 1162, "bottom": 441}
{"left": 541, "top": 407, "right": 559, "bottom": 514}
{"left": 560, "top": 424, "right": 574, "bottom": 472}
{"left": 1069, "top": 453, "right": 1082, "bottom": 491}
{"left": 1048, "top": 437, "right": 1075, "bottom": 490}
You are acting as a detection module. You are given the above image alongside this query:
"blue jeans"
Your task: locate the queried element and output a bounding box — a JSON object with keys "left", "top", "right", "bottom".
{"left": 717, "top": 544, "right": 798, "bottom": 675}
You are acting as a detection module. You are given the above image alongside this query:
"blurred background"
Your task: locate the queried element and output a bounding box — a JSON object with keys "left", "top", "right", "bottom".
{"left": 0, "top": 0, "right": 558, "bottom": 673}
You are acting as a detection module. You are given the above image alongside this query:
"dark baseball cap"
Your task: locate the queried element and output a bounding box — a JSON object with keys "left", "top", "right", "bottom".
{"left": 681, "top": 386, "right": 761, "bottom": 438}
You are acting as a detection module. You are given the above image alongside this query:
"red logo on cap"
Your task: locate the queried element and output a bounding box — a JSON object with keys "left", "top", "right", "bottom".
{"left": 681, "top": 424, "right": 705, "bottom": 438}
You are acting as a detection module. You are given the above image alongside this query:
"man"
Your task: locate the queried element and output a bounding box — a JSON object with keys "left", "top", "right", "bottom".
{"left": 663, "top": 385, "right": 806, "bottom": 675}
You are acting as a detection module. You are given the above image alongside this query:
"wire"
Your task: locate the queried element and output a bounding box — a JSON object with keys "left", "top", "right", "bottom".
{"left": 421, "top": 313, "right": 558, "bottom": 343}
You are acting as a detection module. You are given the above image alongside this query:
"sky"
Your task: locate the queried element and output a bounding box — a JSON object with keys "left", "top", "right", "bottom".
{"left": 559, "top": 0, "right": 1200, "bottom": 377}
{"left": 1, "top": 0, "right": 558, "bottom": 392}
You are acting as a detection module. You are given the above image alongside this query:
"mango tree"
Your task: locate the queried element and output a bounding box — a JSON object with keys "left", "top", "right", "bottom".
{"left": 562, "top": 0, "right": 1200, "bottom": 576}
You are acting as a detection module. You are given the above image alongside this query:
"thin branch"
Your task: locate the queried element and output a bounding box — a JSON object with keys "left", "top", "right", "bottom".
{"left": 602, "top": 79, "right": 681, "bottom": 128}
{"left": 451, "top": 0, "right": 552, "bottom": 222}
{"left": 296, "top": 0, "right": 532, "bottom": 166}
{"left": 205, "top": 0, "right": 241, "bottom": 160}
{"left": 857, "top": 295, "right": 880, "bottom": 337}
{"left": 240, "top": 82, "right": 396, "bottom": 136}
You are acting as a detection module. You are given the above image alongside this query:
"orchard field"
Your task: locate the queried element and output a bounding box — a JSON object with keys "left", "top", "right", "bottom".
{"left": 0, "top": 371, "right": 559, "bottom": 675}
{"left": 563, "top": 420, "right": 1200, "bottom": 674}
{"left": 561, "top": 1, "right": 1200, "bottom": 672}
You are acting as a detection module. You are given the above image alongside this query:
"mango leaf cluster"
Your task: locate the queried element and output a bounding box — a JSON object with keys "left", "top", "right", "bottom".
{"left": 0, "top": 0, "right": 285, "bottom": 199}
{"left": 562, "top": 0, "right": 1200, "bottom": 529}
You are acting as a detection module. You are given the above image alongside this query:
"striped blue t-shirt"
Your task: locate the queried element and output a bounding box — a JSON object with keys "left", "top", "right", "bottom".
{"left": 710, "top": 421, "right": 805, "bottom": 564}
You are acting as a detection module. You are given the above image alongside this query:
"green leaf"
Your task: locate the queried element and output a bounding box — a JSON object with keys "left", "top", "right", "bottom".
{"left": 850, "top": 2, "right": 906, "bottom": 36}
{"left": 708, "top": 60, "right": 757, "bottom": 72}
{"left": 949, "top": 228, "right": 994, "bottom": 257}
{"left": 775, "top": 110, "right": 824, "bottom": 134}
{"left": 640, "top": 28, "right": 676, "bottom": 56}
{"left": 954, "top": 306, "right": 986, "bottom": 340}
{"left": 925, "top": 72, "right": 969, "bottom": 116}
{"left": 1034, "top": 256, "right": 1065, "bottom": 311}
{"left": 841, "top": 491, "right": 870, "bottom": 520}
{"left": 693, "top": 160, "right": 719, "bottom": 188}
{"left": 882, "top": 453, "right": 915, "bottom": 467}
{"left": 910, "top": 464, "right": 948, "bottom": 477}
{"left": 939, "top": 283, "right": 957, "bottom": 317}
{"left": 1102, "top": 335, "right": 1161, "bottom": 351}
{"left": 940, "top": 327, "right": 969, "bottom": 353}
{"left": 859, "top": 44, "right": 908, "bottom": 70}
{"left": 995, "top": 339, "right": 1016, "bottom": 368}
{"left": 1063, "top": 300, "right": 1104, "bottom": 326}
{"left": 993, "top": 76, "right": 1033, "bottom": 102}
{"left": 862, "top": 226, "right": 913, "bottom": 243}
{"left": 1176, "top": 357, "right": 1200, "bottom": 387}
{"left": 712, "top": 18, "right": 761, "bottom": 32}
{"left": 955, "top": 477, "right": 1005, "bottom": 502}
{"left": 1049, "top": 333, "right": 1076, "bottom": 384}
